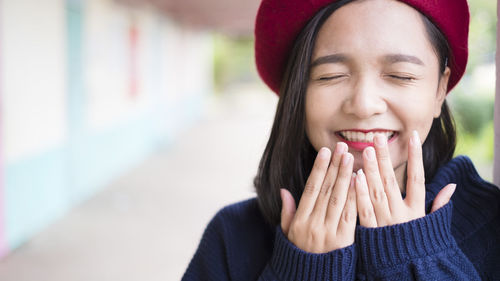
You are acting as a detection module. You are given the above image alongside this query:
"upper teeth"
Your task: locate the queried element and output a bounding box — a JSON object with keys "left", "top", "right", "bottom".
{"left": 339, "top": 131, "right": 394, "bottom": 143}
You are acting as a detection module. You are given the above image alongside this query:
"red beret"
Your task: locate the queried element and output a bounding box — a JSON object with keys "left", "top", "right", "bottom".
{"left": 255, "top": 0, "right": 469, "bottom": 95}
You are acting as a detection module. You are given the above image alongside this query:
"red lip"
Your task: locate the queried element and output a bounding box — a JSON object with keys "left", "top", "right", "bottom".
{"left": 335, "top": 131, "right": 398, "bottom": 151}
{"left": 342, "top": 140, "right": 375, "bottom": 151}
{"left": 338, "top": 128, "right": 393, "bottom": 133}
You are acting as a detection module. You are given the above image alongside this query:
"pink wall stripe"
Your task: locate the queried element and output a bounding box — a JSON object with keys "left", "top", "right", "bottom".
{"left": 0, "top": 0, "right": 8, "bottom": 258}
{"left": 495, "top": 0, "right": 500, "bottom": 187}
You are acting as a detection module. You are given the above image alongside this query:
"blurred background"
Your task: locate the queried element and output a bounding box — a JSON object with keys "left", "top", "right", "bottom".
{"left": 0, "top": 0, "right": 496, "bottom": 280}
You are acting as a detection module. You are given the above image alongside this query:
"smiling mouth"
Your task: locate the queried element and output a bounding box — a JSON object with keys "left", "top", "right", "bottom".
{"left": 336, "top": 130, "right": 397, "bottom": 143}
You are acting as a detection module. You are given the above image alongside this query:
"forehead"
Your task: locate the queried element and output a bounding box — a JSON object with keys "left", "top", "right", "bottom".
{"left": 313, "top": 0, "right": 436, "bottom": 64}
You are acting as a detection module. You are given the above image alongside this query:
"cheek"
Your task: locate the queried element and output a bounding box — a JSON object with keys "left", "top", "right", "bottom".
{"left": 392, "top": 103, "right": 436, "bottom": 161}
{"left": 305, "top": 89, "right": 344, "bottom": 121}
{"left": 412, "top": 98, "right": 439, "bottom": 137}
{"left": 305, "top": 105, "right": 326, "bottom": 148}
{"left": 305, "top": 92, "right": 338, "bottom": 148}
{"left": 397, "top": 93, "right": 438, "bottom": 130}
{"left": 417, "top": 115, "right": 436, "bottom": 144}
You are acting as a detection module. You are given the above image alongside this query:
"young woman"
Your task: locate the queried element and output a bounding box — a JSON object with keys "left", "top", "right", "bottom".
{"left": 183, "top": 0, "right": 500, "bottom": 280}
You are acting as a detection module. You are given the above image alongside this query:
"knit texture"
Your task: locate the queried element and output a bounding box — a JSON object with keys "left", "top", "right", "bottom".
{"left": 271, "top": 227, "right": 356, "bottom": 280}
{"left": 182, "top": 156, "right": 500, "bottom": 280}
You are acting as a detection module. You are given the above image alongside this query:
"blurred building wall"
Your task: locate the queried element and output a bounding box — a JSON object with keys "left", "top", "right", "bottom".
{"left": 0, "top": 0, "right": 213, "bottom": 258}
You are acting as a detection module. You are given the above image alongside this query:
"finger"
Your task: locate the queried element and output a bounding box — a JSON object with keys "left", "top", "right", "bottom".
{"left": 295, "top": 147, "right": 331, "bottom": 218}
{"left": 355, "top": 170, "right": 377, "bottom": 227}
{"left": 431, "top": 184, "right": 456, "bottom": 213}
{"left": 280, "top": 188, "right": 297, "bottom": 235}
{"left": 405, "top": 130, "right": 426, "bottom": 210}
{"left": 325, "top": 152, "right": 353, "bottom": 225}
{"left": 312, "top": 142, "right": 348, "bottom": 218}
{"left": 362, "top": 146, "right": 391, "bottom": 224}
{"left": 373, "top": 133, "right": 403, "bottom": 210}
{"left": 337, "top": 173, "right": 357, "bottom": 241}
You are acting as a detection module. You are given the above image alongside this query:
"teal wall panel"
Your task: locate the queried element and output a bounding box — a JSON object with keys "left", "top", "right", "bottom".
{"left": 5, "top": 146, "right": 69, "bottom": 249}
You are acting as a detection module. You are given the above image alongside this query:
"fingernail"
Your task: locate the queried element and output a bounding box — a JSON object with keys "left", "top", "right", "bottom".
{"left": 342, "top": 153, "right": 352, "bottom": 165}
{"left": 374, "top": 133, "right": 387, "bottom": 147}
{"left": 319, "top": 147, "right": 330, "bottom": 159}
{"left": 449, "top": 184, "right": 457, "bottom": 195}
{"left": 411, "top": 130, "right": 420, "bottom": 146}
{"left": 356, "top": 169, "right": 365, "bottom": 183}
{"left": 335, "top": 142, "right": 346, "bottom": 154}
{"left": 365, "top": 147, "right": 375, "bottom": 161}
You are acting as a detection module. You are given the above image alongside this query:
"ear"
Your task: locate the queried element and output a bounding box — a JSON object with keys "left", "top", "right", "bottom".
{"left": 433, "top": 66, "right": 451, "bottom": 118}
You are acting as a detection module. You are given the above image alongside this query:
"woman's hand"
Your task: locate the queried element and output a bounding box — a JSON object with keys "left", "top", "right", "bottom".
{"left": 355, "top": 130, "right": 457, "bottom": 228}
{"left": 280, "top": 142, "right": 358, "bottom": 253}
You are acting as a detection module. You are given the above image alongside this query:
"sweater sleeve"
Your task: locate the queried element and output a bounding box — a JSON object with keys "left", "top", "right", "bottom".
{"left": 181, "top": 210, "right": 233, "bottom": 281}
{"left": 259, "top": 226, "right": 357, "bottom": 281}
{"left": 182, "top": 206, "right": 357, "bottom": 281}
{"left": 355, "top": 201, "right": 480, "bottom": 280}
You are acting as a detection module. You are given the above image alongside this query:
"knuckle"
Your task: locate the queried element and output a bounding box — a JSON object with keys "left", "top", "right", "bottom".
{"left": 371, "top": 188, "right": 386, "bottom": 203}
{"left": 360, "top": 208, "right": 374, "bottom": 220}
{"left": 308, "top": 228, "right": 323, "bottom": 243}
{"left": 342, "top": 210, "right": 355, "bottom": 224}
{"left": 409, "top": 172, "right": 425, "bottom": 185}
{"left": 289, "top": 222, "right": 303, "bottom": 236}
{"left": 320, "top": 180, "right": 334, "bottom": 195}
{"left": 382, "top": 176, "right": 397, "bottom": 188}
{"left": 303, "top": 183, "right": 318, "bottom": 196}
{"left": 378, "top": 155, "right": 389, "bottom": 163}
{"left": 328, "top": 195, "right": 339, "bottom": 209}
{"left": 364, "top": 169, "right": 379, "bottom": 181}
{"left": 377, "top": 150, "right": 390, "bottom": 161}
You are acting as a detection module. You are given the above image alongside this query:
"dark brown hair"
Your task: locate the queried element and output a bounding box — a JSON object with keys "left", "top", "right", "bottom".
{"left": 253, "top": 0, "right": 456, "bottom": 226}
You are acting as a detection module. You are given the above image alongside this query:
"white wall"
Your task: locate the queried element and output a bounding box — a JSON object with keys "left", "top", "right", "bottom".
{"left": 1, "top": 0, "right": 67, "bottom": 163}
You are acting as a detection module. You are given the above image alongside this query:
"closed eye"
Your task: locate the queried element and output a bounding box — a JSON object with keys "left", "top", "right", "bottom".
{"left": 318, "top": 75, "right": 348, "bottom": 81}
{"left": 387, "top": 74, "right": 415, "bottom": 81}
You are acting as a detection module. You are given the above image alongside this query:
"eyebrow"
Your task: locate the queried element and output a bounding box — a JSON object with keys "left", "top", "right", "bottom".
{"left": 310, "top": 53, "right": 425, "bottom": 68}
{"left": 310, "top": 54, "right": 348, "bottom": 68}
{"left": 383, "top": 54, "right": 424, "bottom": 66}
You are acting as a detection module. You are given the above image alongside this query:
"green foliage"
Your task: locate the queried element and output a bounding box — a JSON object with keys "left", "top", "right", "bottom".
{"left": 468, "top": 0, "right": 497, "bottom": 68}
{"left": 451, "top": 0, "right": 496, "bottom": 171}
{"left": 455, "top": 120, "right": 494, "bottom": 163}
{"left": 213, "top": 34, "right": 256, "bottom": 93}
{"left": 450, "top": 93, "right": 494, "bottom": 135}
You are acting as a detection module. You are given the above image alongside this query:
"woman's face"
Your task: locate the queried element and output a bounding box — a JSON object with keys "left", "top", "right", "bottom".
{"left": 305, "top": 0, "right": 450, "bottom": 185}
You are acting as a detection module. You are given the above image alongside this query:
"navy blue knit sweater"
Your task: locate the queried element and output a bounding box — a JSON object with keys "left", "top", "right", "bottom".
{"left": 182, "top": 156, "right": 500, "bottom": 280}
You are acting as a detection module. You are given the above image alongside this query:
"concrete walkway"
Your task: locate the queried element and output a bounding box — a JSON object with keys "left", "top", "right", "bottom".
{"left": 0, "top": 85, "right": 278, "bottom": 281}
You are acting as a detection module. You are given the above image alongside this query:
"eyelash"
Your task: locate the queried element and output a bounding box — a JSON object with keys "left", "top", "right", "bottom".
{"left": 318, "top": 75, "right": 347, "bottom": 81}
{"left": 387, "top": 74, "right": 415, "bottom": 81}
{"left": 316, "top": 74, "right": 416, "bottom": 82}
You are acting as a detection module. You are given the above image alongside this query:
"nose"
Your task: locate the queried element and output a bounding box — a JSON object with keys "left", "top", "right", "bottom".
{"left": 341, "top": 76, "right": 387, "bottom": 119}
